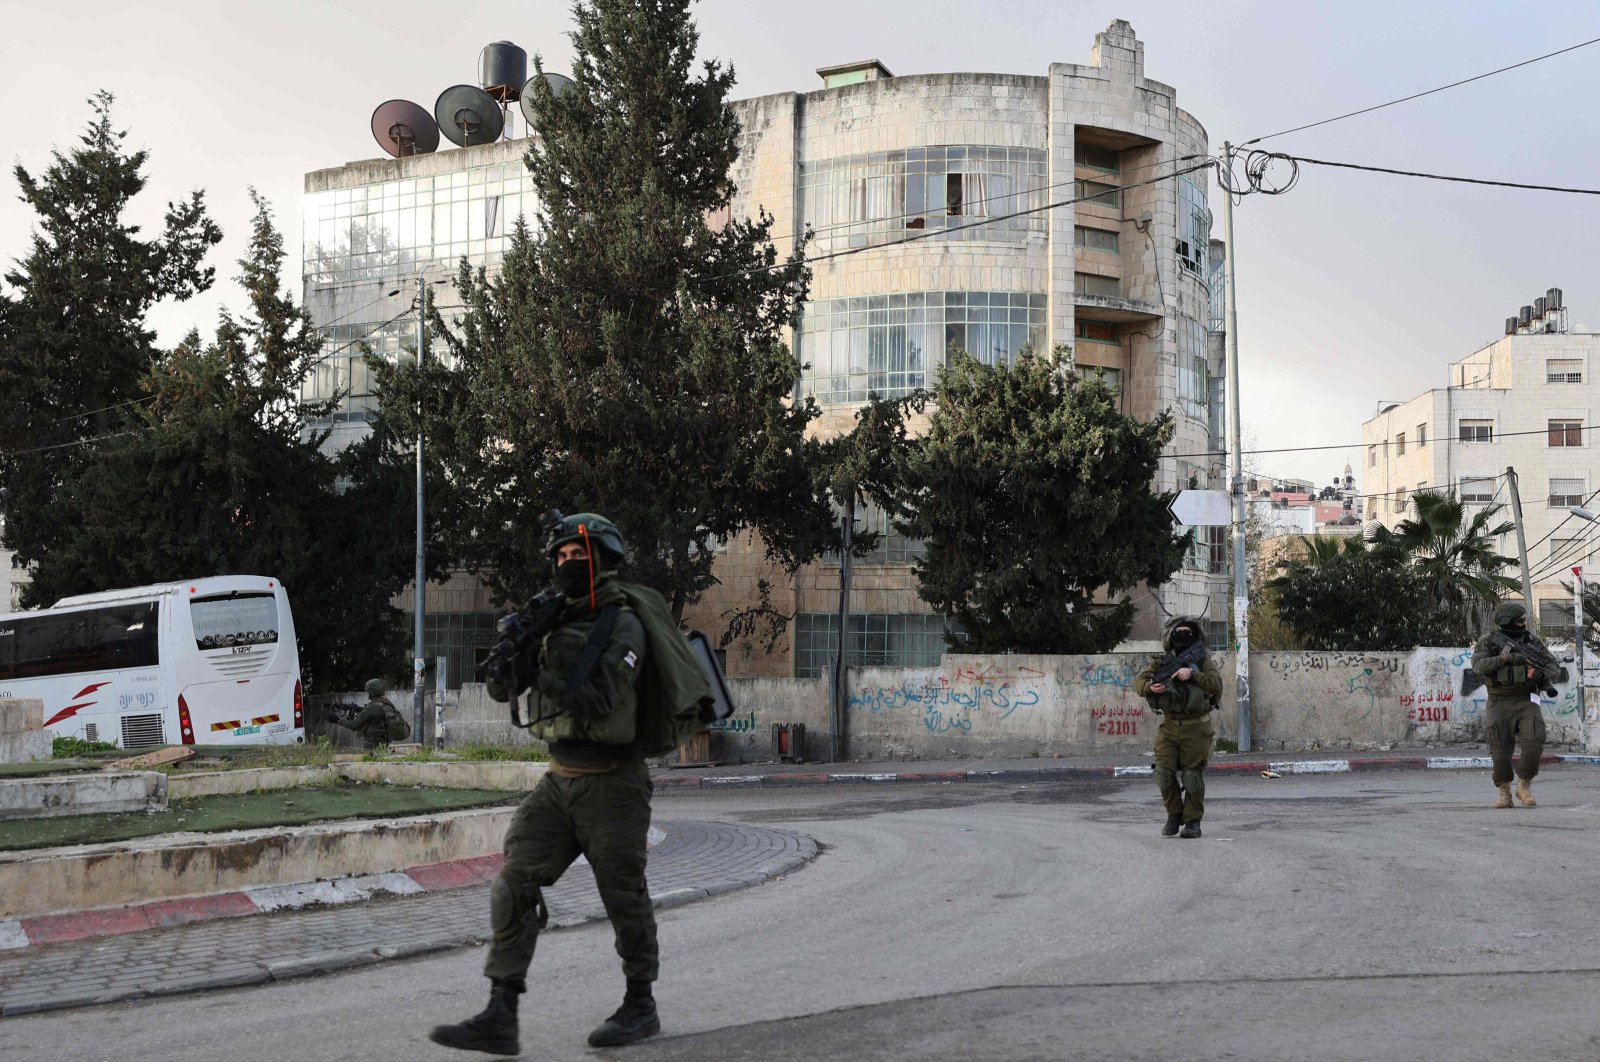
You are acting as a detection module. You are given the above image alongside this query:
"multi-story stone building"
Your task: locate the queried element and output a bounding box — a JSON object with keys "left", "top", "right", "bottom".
{"left": 1361, "top": 290, "right": 1599, "bottom": 636}
{"left": 301, "top": 20, "right": 1228, "bottom": 683}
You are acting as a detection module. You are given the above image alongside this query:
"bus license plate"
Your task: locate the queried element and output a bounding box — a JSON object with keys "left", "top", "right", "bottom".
{"left": 232, "top": 725, "right": 262, "bottom": 736}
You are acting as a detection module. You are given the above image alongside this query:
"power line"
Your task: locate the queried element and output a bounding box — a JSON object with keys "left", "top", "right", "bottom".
{"left": 1163, "top": 421, "right": 1600, "bottom": 461}
{"left": 770, "top": 153, "right": 1209, "bottom": 247}
{"left": 1242, "top": 36, "right": 1600, "bottom": 146}
{"left": 0, "top": 428, "right": 154, "bottom": 460}
{"left": 306, "top": 304, "right": 419, "bottom": 371}
{"left": 1281, "top": 154, "right": 1600, "bottom": 197}
{"left": 698, "top": 160, "right": 1215, "bottom": 283}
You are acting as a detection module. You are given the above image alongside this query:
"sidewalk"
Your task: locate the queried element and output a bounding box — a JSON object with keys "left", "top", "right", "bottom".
{"left": 653, "top": 748, "right": 1600, "bottom": 788}
{"left": 0, "top": 819, "right": 814, "bottom": 1017}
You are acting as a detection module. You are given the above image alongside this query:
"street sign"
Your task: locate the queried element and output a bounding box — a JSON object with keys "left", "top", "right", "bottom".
{"left": 1169, "top": 489, "right": 1232, "bottom": 526}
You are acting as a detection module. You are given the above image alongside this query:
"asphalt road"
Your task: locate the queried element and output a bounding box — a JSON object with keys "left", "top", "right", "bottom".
{"left": 6, "top": 768, "right": 1600, "bottom": 1061}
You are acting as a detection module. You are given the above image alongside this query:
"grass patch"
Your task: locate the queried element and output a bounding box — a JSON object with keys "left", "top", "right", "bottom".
{"left": 0, "top": 781, "right": 519, "bottom": 852}
{"left": 0, "top": 760, "right": 99, "bottom": 779}
{"left": 1214, "top": 738, "right": 1239, "bottom": 754}
{"left": 52, "top": 737, "right": 120, "bottom": 759}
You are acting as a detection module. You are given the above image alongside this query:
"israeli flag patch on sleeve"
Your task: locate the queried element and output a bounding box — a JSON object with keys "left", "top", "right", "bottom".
{"left": 623, "top": 650, "right": 639, "bottom": 670}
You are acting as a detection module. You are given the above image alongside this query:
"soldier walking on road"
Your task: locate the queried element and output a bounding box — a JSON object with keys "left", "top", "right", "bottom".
{"left": 1472, "top": 601, "right": 1552, "bottom": 809}
{"left": 1135, "top": 618, "right": 1223, "bottom": 839}
{"left": 429, "top": 513, "right": 662, "bottom": 1055}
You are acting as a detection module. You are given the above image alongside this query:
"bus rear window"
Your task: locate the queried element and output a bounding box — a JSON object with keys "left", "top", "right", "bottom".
{"left": 191, "top": 593, "right": 280, "bottom": 650}
{"left": 0, "top": 603, "right": 160, "bottom": 680}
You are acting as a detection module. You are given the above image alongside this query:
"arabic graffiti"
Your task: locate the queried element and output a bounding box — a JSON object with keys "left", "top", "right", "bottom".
{"left": 847, "top": 674, "right": 1043, "bottom": 735}
{"left": 710, "top": 710, "right": 758, "bottom": 734}
{"left": 1268, "top": 653, "right": 1405, "bottom": 676}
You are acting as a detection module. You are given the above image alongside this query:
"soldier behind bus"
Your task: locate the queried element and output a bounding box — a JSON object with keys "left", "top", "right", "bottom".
{"left": 331, "top": 679, "right": 398, "bottom": 748}
{"left": 1134, "top": 618, "right": 1223, "bottom": 839}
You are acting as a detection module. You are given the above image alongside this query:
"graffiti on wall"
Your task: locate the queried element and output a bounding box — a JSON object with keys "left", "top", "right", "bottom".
{"left": 1090, "top": 703, "right": 1145, "bottom": 737}
{"left": 848, "top": 671, "right": 1044, "bottom": 736}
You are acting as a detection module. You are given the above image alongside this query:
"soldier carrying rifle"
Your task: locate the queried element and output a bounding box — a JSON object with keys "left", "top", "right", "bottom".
{"left": 1134, "top": 617, "right": 1222, "bottom": 838}
{"left": 1472, "top": 601, "right": 1562, "bottom": 809}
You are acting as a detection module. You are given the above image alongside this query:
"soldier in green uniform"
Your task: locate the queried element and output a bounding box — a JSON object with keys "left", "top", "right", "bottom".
{"left": 1471, "top": 601, "right": 1552, "bottom": 809}
{"left": 330, "top": 679, "right": 399, "bottom": 748}
{"left": 430, "top": 513, "right": 660, "bottom": 1055}
{"left": 1134, "top": 618, "right": 1223, "bottom": 839}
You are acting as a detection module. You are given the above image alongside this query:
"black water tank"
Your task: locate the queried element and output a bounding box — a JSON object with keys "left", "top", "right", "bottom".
{"left": 1547, "top": 287, "right": 1563, "bottom": 310}
{"left": 480, "top": 41, "right": 528, "bottom": 97}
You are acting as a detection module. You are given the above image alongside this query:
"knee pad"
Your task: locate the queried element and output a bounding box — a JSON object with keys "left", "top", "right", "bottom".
{"left": 1180, "top": 768, "right": 1205, "bottom": 794}
{"left": 489, "top": 878, "right": 549, "bottom": 934}
{"left": 1153, "top": 765, "right": 1179, "bottom": 791}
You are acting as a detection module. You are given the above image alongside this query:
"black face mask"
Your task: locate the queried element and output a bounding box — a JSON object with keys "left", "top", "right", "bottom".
{"left": 1505, "top": 618, "right": 1528, "bottom": 634}
{"left": 556, "top": 557, "right": 593, "bottom": 598}
{"left": 1171, "top": 628, "right": 1197, "bottom": 650}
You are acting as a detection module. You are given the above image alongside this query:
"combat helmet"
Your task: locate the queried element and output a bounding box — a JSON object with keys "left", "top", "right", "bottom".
{"left": 365, "top": 678, "right": 386, "bottom": 697}
{"left": 1492, "top": 600, "right": 1527, "bottom": 627}
{"left": 545, "top": 512, "right": 627, "bottom": 566}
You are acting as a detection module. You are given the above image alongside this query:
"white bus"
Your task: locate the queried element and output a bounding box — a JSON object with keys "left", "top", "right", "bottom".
{"left": 0, "top": 575, "right": 304, "bottom": 748}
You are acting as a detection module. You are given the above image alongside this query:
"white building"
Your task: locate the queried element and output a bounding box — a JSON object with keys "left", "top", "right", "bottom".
{"left": 1361, "top": 289, "right": 1600, "bottom": 635}
{"left": 301, "top": 19, "right": 1229, "bottom": 678}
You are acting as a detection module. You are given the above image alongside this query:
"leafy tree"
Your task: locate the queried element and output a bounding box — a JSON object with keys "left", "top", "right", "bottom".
{"left": 29, "top": 193, "right": 424, "bottom": 690}
{"left": 1369, "top": 490, "right": 1519, "bottom": 637}
{"left": 898, "top": 348, "right": 1190, "bottom": 653}
{"left": 1274, "top": 549, "right": 1456, "bottom": 651}
{"left": 377, "top": 0, "right": 838, "bottom": 622}
{"left": 0, "top": 92, "right": 222, "bottom": 570}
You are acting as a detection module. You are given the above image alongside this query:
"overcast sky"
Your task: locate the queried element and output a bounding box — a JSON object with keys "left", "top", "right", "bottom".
{"left": 3, "top": 0, "right": 1597, "bottom": 487}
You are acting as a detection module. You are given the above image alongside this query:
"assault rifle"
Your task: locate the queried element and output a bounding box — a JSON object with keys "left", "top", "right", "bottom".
{"left": 1149, "top": 638, "right": 1209, "bottom": 690}
{"left": 478, "top": 510, "right": 572, "bottom": 721}
{"left": 1485, "top": 630, "right": 1566, "bottom": 697}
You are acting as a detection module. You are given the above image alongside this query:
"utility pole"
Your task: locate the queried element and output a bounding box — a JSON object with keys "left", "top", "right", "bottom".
{"left": 829, "top": 499, "right": 855, "bottom": 763}
{"left": 1506, "top": 466, "right": 1535, "bottom": 621}
{"left": 1220, "top": 142, "right": 1251, "bottom": 752}
{"left": 413, "top": 275, "right": 428, "bottom": 743}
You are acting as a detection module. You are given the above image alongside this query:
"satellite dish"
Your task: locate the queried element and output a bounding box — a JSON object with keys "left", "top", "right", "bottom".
{"left": 519, "top": 72, "right": 576, "bottom": 128}
{"left": 370, "top": 100, "right": 440, "bottom": 158}
{"left": 434, "top": 84, "right": 504, "bottom": 147}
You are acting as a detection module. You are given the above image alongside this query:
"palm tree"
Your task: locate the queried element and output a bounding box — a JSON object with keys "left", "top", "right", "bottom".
{"left": 1372, "top": 490, "right": 1520, "bottom": 633}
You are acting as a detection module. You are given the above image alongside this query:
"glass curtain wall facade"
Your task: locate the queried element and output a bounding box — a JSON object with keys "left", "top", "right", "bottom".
{"left": 797, "top": 291, "right": 1047, "bottom": 404}
{"left": 799, "top": 146, "right": 1047, "bottom": 251}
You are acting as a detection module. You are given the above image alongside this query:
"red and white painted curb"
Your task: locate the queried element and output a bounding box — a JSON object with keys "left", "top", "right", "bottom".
{"left": 0, "top": 826, "right": 665, "bottom": 952}
{"left": 657, "top": 753, "right": 1598, "bottom": 789}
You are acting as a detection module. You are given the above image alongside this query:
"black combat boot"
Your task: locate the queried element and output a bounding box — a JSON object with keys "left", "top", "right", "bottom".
{"left": 1179, "top": 820, "right": 1201, "bottom": 839}
{"left": 588, "top": 979, "right": 661, "bottom": 1048}
{"left": 1161, "top": 814, "right": 1182, "bottom": 837}
{"left": 429, "top": 976, "right": 523, "bottom": 1056}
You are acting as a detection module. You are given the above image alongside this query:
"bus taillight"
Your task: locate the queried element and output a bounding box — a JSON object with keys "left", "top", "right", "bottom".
{"left": 293, "top": 679, "right": 303, "bottom": 729}
{"left": 177, "top": 694, "right": 196, "bottom": 745}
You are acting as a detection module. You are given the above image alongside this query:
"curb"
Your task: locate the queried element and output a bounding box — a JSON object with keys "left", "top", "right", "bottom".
{"left": 0, "top": 825, "right": 668, "bottom": 953}
{"left": 0, "top": 833, "right": 819, "bottom": 1016}
{"left": 658, "top": 753, "right": 1587, "bottom": 789}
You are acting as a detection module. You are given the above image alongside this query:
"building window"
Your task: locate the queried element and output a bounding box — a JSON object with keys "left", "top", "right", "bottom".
{"left": 402, "top": 612, "right": 501, "bottom": 690}
{"left": 824, "top": 503, "right": 927, "bottom": 567}
{"left": 1077, "top": 179, "right": 1120, "bottom": 209}
{"left": 1081, "top": 365, "right": 1122, "bottom": 394}
{"left": 1075, "top": 319, "right": 1120, "bottom": 344}
{"left": 1459, "top": 420, "right": 1494, "bottom": 443}
{"left": 1546, "top": 358, "right": 1583, "bottom": 384}
{"left": 1395, "top": 433, "right": 1406, "bottom": 456}
{"left": 793, "top": 612, "right": 960, "bottom": 677}
{"left": 1076, "top": 145, "right": 1120, "bottom": 173}
{"left": 1176, "top": 316, "right": 1208, "bottom": 422}
{"left": 1417, "top": 423, "right": 1427, "bottom": 448}
{"left": 1538, "top": 599, "right": 1575, "bottom": 640}
{"left": 1207, "top": 244, "right": 1227, "bottom": 332}
{"left": 1393, "top": 486, "right": 1408, "bottom": 514}
{"left": 1459, "top": 477, "right": 1495, "bottom": 503}
{"left": 796, "top": 291, "right": 1046, "bottom": 405}
{"left": 1551, "top": 537, "right": 1582, "bottom": 563}
{"left": 1549, "top": 478, "right": 1585, "bottom": 507}
{"left": 1176, "top": 175, "right": 1210, "bottom": 275}
{"left": 1074, "top": 225, "right": 1119, "bottom": 253}
{"left": 1548, "top": 419, "right": 1583, "bottom": 447}
{"left": 799, "top": 145, "right": 1048, "bottom": 251}
{"left": 1074, "top": 272, "right": 1120, "bottom": 298}
{"left": 1368, "top": 445, "right": 1377, "bottom": 468}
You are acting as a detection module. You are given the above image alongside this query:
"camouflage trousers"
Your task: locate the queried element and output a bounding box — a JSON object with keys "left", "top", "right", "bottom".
{"left": 483, "top": 761, "right": 658, "bottom": 983}
{"left": 1153, "top": 713, "right": 1213, "bottom": 822}
{"left": 1484, "top": 696, "right": 1545, "bottom": 787}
